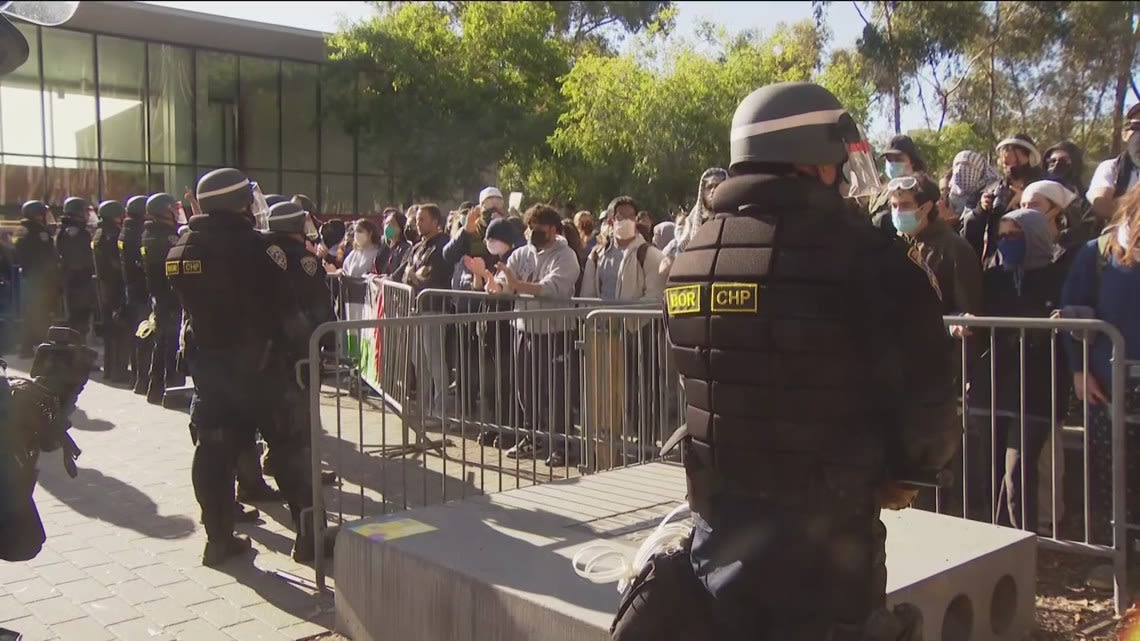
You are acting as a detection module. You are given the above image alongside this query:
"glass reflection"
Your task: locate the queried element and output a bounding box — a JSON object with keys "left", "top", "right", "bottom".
{"left": 97, "top": 35, "right": 145, "bottom": 162}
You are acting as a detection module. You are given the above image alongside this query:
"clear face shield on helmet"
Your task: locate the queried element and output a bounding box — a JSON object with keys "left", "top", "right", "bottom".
{"left": 836, "top": 116, "right": 882, "bottom": 200}
{"left": 0, "top": 1, "right": 79, "bottom": 26}
{"left": 250, "top": 182, "right": 270, "bottom": 231}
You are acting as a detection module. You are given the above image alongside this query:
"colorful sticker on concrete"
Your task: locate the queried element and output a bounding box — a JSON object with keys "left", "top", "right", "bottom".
{"left": 350, "top": 518, "right": 437, "bottom": 542}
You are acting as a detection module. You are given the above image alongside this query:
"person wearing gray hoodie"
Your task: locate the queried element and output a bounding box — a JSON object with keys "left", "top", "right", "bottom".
{"left": 966, "top": 208, "right": 1072, "bottom": 533}
{"left": 487, "top": 204, "right": 582, "bottom": 466}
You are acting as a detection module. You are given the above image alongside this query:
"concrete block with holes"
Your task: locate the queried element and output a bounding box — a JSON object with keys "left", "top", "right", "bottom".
{"left": 335, "top": 462, "right": 1035, "bottom": 641}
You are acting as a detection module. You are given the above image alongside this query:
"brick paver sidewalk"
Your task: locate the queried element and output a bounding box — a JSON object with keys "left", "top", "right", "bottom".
{"left": 0, "top": 354, "right": 335, "bottom": 641}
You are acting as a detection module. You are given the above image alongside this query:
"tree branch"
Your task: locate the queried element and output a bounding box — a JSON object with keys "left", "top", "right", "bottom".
{"left": 851, "top": 0, "right": 871, "bottom": 27}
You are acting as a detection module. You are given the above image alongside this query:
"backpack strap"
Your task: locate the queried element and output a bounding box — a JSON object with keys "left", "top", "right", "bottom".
{"left": 636, "top": 243, "right": 649, "bottom": 269}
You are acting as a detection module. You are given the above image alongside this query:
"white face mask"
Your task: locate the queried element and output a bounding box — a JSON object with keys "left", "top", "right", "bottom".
{"left": 486, "top": 238, "right": 511, "bottom": 257}
{"left": 614, "top": 219, "right": 637, "bottom": 240}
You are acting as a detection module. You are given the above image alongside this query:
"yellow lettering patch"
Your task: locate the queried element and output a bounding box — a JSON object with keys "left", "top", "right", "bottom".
{"left": 117, "top": 240, "right": 124, "bottom": 251}
{"left": 710, "top": 282, "right": 758, "bottom": 313}
{"left": 164, "top": 260, "right": 180, "bottom": 276}
{"left": 181, "top": 260, "right": 202, "bottom": 275}
{"left": 139, "top": 245, "right": 147, "bottom": 257}
{"left": 665, "top": 284, "right": 702, "bottom": 317}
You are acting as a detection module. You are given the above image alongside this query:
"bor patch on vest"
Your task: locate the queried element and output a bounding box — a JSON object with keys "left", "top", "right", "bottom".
{"left": 181, "top": 260, "right": 202, "bottom": 275}
{"left": 710, "top": 282, "right": 758, "bottom": 313}
{"left": 140, "top": 245, "right": 147, "bottom": 257}
{"left": 665, "top": 284, "right": 702, "bottom": 317}
{"left": 117, "top": 240, "right": 124, "bottom": 251}
{"left": 165, "top": 260, "right": 180, "bottom": 276}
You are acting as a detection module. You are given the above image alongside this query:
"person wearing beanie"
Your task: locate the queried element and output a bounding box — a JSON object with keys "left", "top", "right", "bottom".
{"left": 1087, "top": 103, "right": 1140, "bottom": 221}
{"left": 961, "top": 133, "right": 1044, "bottom": 266}
{"left": 1020, "top": 179, "right": 1088, "bottom": 253}
{"left": 478, "top": 186, "right": 504, "bottom": 216}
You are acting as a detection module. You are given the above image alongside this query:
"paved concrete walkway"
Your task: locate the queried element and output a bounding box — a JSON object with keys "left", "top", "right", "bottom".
{"left": 0, "top": 353, "right": 334, "bottom": 641}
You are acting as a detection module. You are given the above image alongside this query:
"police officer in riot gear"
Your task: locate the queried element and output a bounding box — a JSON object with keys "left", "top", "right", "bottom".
{"left": 92, "top": 201, "right": 130, "bottom": 383}
{"left": 169, "top": 168, "right": 334, "bottom": 566}
{"left": 611, "top": 82, "right": 959, "bottom": 641}
{"left": 141, "top": 193, "right": 185, "bottom": 405}
{"left": 14, "top": 201, "right": 60, "bottom": 358}
{"left": 56, "top": 197, "right": 96, "bottom": 342}
{"left": 262, "top": 201, "right": 337, "bottom": 487}
{"left": 120, "top": 196, "right": 152, "bottom": 394}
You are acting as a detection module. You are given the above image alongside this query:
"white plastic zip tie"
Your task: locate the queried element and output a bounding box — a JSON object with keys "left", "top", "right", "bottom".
{"left": 571, "top": 502, "right": 692, "bottom": 593}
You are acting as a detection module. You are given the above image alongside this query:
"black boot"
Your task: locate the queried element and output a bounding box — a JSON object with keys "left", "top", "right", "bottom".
{"left": 202, "top": 534, "right": 252, "bottom": 567}
{"left": 292, "top": 524, "right": 338, "bottom": 564}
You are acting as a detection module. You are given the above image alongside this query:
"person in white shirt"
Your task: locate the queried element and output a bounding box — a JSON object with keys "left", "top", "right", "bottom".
{"left": 1086, "top": 103, "right": 1140, "bottom": 220}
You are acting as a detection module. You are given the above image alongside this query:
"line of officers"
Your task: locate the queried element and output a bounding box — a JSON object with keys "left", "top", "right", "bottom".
{"left": 15, "top": 194, "right": 185, "bottom": 403}
{"left": 13, "top": 167, "right": 337, "bottom": 566}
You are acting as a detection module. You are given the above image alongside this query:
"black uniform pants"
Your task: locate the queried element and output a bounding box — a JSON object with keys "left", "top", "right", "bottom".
{"left": 187, "top": 352, "right": 260, "bottom": 542}
{"left": 123, "top": 303, "right": 153, "bottom": 392}
{"left": 261, "top": 359, "right": 317, "bottom": 530}
{"left": 62, "top": 271, "right": 95, "bottom": 341}
{"left": 18, "top": 273, "right": 57, "bottom": 355}
{"left": 148, "top": 312, "right": 183, "bottom": 399}
{"left": 97, "top": 293, "right": 130, "bottom": 381}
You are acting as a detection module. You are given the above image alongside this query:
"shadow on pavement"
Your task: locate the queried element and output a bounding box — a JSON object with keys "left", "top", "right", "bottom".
{"left": 69, "top": 407, "right": 115, "bottom": 432}
{"left": 36, "top": 459, "right": 197, "bottom": 540}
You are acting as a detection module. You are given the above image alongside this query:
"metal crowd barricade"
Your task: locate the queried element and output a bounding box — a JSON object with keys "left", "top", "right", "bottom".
{"left": 936, "top": 315, "right": 1129, "bottom": 615}
{"left": 305, "top": 308, "right": 1133, "bottom": 608}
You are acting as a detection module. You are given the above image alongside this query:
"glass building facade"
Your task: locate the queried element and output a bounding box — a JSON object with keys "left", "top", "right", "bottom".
{"left": 0, "top": 21, "right": 386, "bottom": 218}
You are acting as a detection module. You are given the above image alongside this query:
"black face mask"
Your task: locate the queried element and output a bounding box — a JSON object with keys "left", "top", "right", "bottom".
{"left": 1008, "top": 164, "right": 1034, "bottom": 182}
{"left": 1046, "top": 157, "right": 1072, "bottom": 182}
{"left": 1128, "top": 134, "right": 1140, "bottom": 166}
{"left": 529, "top": 228, "right": 549, "bottom": 247}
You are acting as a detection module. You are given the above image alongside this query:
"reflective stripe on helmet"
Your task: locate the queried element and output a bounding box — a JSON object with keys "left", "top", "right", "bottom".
{"left": 730, "top": 108, "right": 848, "bottom": 142}
{"left": 197, "top": 178, "right": 250, "bottom": 200}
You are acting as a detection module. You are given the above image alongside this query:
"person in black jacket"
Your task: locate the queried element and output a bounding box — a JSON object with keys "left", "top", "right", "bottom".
{"left": 141, "top": 193, "right": 185, "bottom": 405}
{"left": 14, "top": 200, "right": 60, "bottom": 358}
{"left": 55, "top": 197, "right": 96, "bottom": 342}
{"left": 92, "top": 201, "right": 130, "bottom": 383}
{"left": 120, "top": 196, "right": 152, "bottom": 394}
{"left": 967, "top": 208, "right": 1072, "bottom": 533}
{"left": 961, "top": 134, "right": 1044, "bottom": 267}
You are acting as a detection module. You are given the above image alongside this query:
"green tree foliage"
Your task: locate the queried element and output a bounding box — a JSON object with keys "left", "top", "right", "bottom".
{"left": 507, "top": 21, "right": 873, "bottom": 214}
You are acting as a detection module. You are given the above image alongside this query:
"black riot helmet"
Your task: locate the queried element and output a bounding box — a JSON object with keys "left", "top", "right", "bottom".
{"left": 146, "top": 192, "right": 179, "bottom": 223}
{"left": 21, "top": 199, "right": 47, "bottom": 220}
{"left": 292, "top": 194, "right": 316, "bottom": 214}
{"left": 267, "top": 201, "right": 315, "bottom": 236}
{"left": 729, "top": 81, "right": 881, "bottom": 198}
{"left": 264, "top": 194, "right": 289, "bottom": 207}
{"left": 196, "top": 167, "right": 254, "bottom": 215}
{"left": 125, "top": 195, "right": 147, "bottom": 219}
{"left": 0, "top": 2, "right": 79, "bottom": 77}
{"left": 97, "top": 200, "right": 126, "bottom": 222}
{"left": 62, "top": 196, "right": 88, "bottom": 220}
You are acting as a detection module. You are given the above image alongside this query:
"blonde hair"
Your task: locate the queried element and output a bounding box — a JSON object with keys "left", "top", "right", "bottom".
{"left": 1106, "top": 184, "right": 1140, "bottom": 266}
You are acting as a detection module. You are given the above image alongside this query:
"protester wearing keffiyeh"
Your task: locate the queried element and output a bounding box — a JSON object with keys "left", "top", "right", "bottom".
{"left": 949, "top": 150, "right": 1000, "bottom": 218}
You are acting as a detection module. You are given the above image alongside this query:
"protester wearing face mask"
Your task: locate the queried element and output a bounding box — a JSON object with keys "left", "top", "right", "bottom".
{"left": 375, "top": 210, "right": 411, "bottom": 276}
{"left": 948, "top": 150, "right": 1001, "bottom": 225}
{"left": 1087, "top": 103, "right": 1140, "bottom": 222}
{"left": 1041, "top": 141, "right": 1097, "bottom": 239}
{"left": 962, "top": 133, "right": 1044, "bottom": 267}
{"left": 966, "top": 208, "right": 1072, "bottom": 536}
{"left": 579, "top": 195, "right": 666, "bottom": 468}
{"left": 1020, "top": 179, "right": 1085, "bottom": 256}
{"left": 487, "top": 204, "right": 581, "bottom": 466}
{"left": 886, "top": 174, "right": 982, "bottom": 319}
{"left": 663, "top": 167, "right": 727, "bottom": 261}
{"left": 869, "top": 135, "right": 928, "bottom": 235}
{"left": 328, "top": 220, "right": 381, "bottom": 278}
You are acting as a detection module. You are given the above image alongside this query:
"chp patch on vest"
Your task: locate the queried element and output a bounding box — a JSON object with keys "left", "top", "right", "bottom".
{"left": 665, "top": 282, "right": 759, "bottom": 316}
